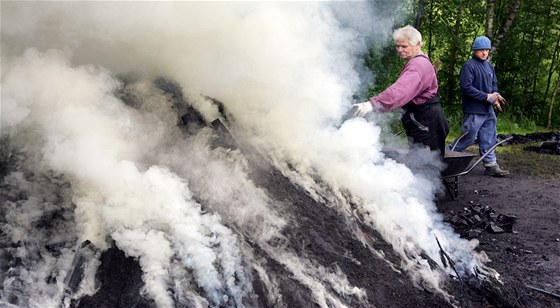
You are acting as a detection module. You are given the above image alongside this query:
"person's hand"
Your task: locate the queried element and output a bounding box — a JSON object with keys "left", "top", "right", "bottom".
{"left": 493, "top": 100, "right": 503, "bottom": 112}
{"left": 497, "top": 93, "right": 506, "bottom": 105}
{"left": 352, "top": 101, "right": 373, "bottom": 117}
{"left": 486, "top": 93, "right": 498, "bottom": 104}
{"left": 494, "top": 93, "right": 507, "bottom": 112}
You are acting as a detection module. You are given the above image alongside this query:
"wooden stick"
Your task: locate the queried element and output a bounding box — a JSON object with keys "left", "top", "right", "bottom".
{"left": 525, "top": 285, "right": 560, "bottom": 300}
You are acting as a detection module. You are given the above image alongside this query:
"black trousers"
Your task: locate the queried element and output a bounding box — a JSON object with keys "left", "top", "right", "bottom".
{"left": 401, "top": 103, "right": 450, "bottom": 158}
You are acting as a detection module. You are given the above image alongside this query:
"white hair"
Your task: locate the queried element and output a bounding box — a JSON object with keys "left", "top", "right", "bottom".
{"left": 393, "top": 25, "right": 422, "bottom": 46}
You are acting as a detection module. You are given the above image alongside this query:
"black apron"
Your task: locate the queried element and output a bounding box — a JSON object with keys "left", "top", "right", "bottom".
{"left": 401, "top": 93, "right": 450, "bottom": 157}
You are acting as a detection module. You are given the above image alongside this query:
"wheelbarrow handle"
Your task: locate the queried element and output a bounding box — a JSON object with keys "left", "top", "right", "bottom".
{"left": 446, "top": 136, "right": 513, "bottom": 177}
{"left": 449, "top": 131, "right": 470, "bottom": 151}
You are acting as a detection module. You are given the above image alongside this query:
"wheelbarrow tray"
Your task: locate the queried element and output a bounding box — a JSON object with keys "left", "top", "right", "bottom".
{"left": 442, "top": 150, "right": 478, "bottom": 200}
{"left": 443, "top": 150, "right": 477, "bottom": 177}
{"left": 442, "top": 136, "right": 512, "bottom": 199}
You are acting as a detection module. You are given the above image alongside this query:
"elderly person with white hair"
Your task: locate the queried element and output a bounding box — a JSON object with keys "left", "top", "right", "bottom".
{"left": 354, "top": 25, "right": 449, "bottom": 158}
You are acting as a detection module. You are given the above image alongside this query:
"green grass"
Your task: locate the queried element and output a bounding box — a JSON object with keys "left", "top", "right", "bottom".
{"left": 443, "top": 111, "right": 560, "bottom": 178}
{"left": 445, "top": 111, "right": 543, "bottom": 143}
{"left": 454, "top": 142, "right": 560, "bottom": 179}
{"left": 495, "top": 143, "right": 560, "bottom": 179}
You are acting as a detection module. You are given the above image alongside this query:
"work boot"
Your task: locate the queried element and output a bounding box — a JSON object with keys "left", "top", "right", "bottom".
{"left": 484, "top": 165, "right": 510, "bottom": 177}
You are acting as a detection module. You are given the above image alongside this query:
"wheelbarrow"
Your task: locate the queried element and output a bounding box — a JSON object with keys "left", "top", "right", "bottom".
{"left": 442, "top": 135, "right": 513, "bottom": 200}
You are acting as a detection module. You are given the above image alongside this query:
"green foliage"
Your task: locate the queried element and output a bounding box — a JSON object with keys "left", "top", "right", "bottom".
{"left": 495, "top": 113, "right": 538, "bottom": 134}
{"left": 364, "top": 42, "right": 406, "bottom": 97}
{"left": 362, "top": 0, "right": 418, "bottom": 99}
{"left": 441, "top": 106, "right": 464, "bottom": 138}
{"left": 424, "top": 0, "right": 486, "bottom": 106}
{"left": 362, "top": 0, "right": 560, "bottom": 130}
{"left": 492, "top": 0, "right": 560, "bottom": 128}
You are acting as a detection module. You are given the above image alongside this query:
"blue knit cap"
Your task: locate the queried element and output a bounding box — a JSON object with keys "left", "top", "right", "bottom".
{"left": 472, "top": 36, "right": 491, "bottom": 50}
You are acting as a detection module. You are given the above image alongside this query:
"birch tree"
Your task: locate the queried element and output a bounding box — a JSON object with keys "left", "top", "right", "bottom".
{"left": 488, "top": 0, "right": 521, "bottom": 55}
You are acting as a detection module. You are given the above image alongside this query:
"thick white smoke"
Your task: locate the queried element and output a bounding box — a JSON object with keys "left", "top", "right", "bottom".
{"left": 1, "top": 1, "right": 497, "bottom": 306}
{"left": 2, "top": 49, "right": 257, "bottom": 307}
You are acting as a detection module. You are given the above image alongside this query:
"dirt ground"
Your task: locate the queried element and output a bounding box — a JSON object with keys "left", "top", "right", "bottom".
{"left": 437, "top": 142, "right": 560, "bottom": 308}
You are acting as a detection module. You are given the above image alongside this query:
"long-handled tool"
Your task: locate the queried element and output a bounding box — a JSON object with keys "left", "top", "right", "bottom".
{"left": 211, "top": 118, "right": 239, "bottom": 149}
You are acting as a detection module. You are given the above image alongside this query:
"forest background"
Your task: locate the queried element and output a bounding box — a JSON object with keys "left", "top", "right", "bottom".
{"left": 365, "top": 0, "right": 560, "bottom": 134}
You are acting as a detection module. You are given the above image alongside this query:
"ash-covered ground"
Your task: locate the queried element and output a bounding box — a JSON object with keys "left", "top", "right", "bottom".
{"left": 438, "top": 137, "right": 560, "bottom": 308}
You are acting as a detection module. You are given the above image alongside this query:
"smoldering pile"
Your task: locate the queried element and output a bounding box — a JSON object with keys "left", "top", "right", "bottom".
{"left": 0, "top": 147, "right": 81, "bottom": 307}
{"left": 1, "top": 1, "right": 523, "bottom": 306}
{"left": 498, "top": 132, "right": 560, "bottom": 155}
{"left": 3, "top": 72, "right": 516, "bottom": 307}
{"left": 443, "top": 201, "right": 518, "bottom": 239}
{"left": 0, "top": 76, "right": 444, "bottom": 307}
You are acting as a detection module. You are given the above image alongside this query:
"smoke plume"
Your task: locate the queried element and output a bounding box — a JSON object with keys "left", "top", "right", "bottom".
{"left": 1, "top": 1, "right": 497, "bottom": 307}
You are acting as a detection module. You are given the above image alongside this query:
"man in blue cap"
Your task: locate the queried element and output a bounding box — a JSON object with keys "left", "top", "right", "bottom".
{"left": 452, "top": 36, "right": 510, "bottom": 176}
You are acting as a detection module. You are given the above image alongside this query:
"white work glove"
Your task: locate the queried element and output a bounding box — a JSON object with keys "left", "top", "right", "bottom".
{"left": 486, "top": 93, "right": 498, "bottom": 104}
{"left": 352, "top": 101, "right": 374, "bottom": 117}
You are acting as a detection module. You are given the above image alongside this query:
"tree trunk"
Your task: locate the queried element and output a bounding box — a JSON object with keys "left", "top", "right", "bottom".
{"left": 427, "top": 0, "right": 434, "bottom": 58}
{"left": 446, "top": 8, "right": 463, "bottom": 104}
{"left": 415, "top": 0, "right": 428, "bottom": 29}
{"left": 533, "top": 1, "right": 555, "bottom": 103}
{"left": 491, "top": 0, "right": 521, "bottom": 55}
{"left": 547, "top": 74, "right": 559, "bottom": 129}
{"left": 485, "top": 0, "right": 495, "bottom": 39}
{"left": 529, "top": 35, "right": 538, "bottom": 103}
{"left": 544, "top": 36, "right": 560, "bottom": 101}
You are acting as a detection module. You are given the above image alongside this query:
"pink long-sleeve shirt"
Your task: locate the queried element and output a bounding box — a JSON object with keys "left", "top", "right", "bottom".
{"left": 369, "top": 54, "right": 438, "bottom": 112}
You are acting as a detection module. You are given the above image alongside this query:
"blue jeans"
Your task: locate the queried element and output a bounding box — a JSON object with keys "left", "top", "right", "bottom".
{"left": 451, "top": 112, "right": 497, "bottom": 165}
